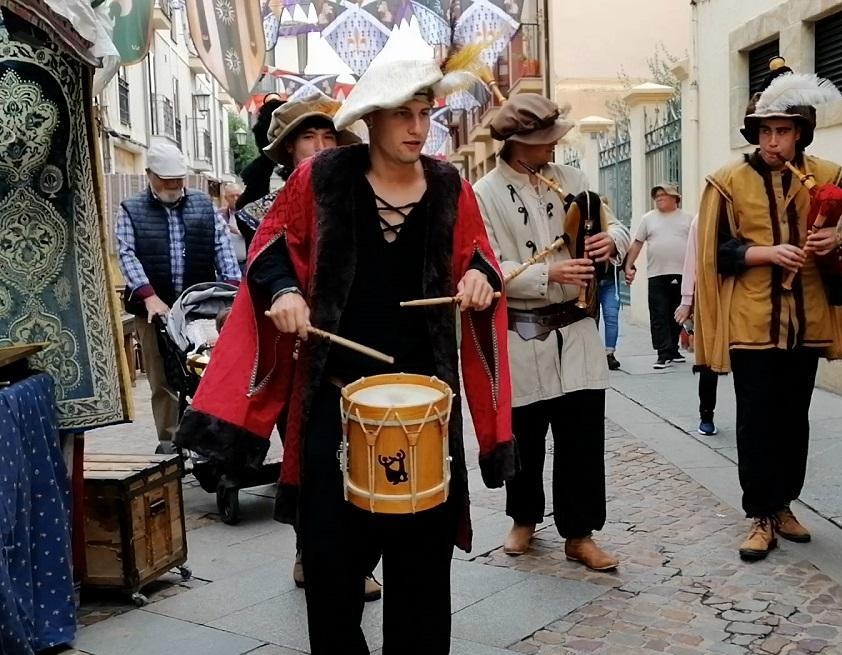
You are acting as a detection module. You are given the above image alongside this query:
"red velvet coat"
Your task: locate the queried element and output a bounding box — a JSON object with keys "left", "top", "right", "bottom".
{"left": 177, "top": 145, "right": 514, "bottom": 551}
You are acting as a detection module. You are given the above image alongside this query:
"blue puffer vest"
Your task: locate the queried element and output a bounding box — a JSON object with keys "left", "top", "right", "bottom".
{"left": 122, "top": 188, "right": 216, "bottom": 315}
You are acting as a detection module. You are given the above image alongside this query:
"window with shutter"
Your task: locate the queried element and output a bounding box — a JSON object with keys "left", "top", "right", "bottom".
{"left": 816, "top": 11, "right": 842, "bottom": 90}
{"left": 748, "top": 40, "right": 780, "bottom": 95}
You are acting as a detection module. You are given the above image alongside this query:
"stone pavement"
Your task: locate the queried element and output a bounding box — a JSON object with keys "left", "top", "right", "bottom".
{"left": 69, "top": 310, "right": 842, "bottom": 655}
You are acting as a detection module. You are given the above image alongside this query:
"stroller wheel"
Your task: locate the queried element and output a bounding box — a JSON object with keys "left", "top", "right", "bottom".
{"left": 216, "top": 482, "right": 240, "bottom": 525}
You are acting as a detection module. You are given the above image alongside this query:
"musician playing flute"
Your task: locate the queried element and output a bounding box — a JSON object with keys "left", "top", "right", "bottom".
{"left": 695, "top": 60, "right": 842, "bottom": 562}
{"left": 177, "top": 52, "right": 516, "bottom": 655}
{"left": 473, "top": 94, "right": 630, "bottom": 570}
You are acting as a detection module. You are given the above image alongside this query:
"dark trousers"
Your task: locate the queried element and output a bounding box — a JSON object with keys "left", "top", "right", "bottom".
{"left": 300, "top": 384, "right": 454, "bottom": 655}
{"left": 698, "top": 369, "right": 719, "bottom": 420}
{"left": 506, "top": 390, "right": 607, "bottom": 538}
{"left": 648, "top": 274, "right": 683, "bottom": 359}
{"left": 730, "top": 349, "right": 819, "bottom": 518}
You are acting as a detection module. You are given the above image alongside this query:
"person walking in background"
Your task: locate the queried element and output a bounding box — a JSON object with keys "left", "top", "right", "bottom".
{"left": 115, "top": 141, "right": 241, "bottom": 453}
{"left": 624, "top": 183, "right": 692, "bottom": 369}
{"left": 217, "top": 182, "right": 246, "bottom": 271}
{"left": 599, "top": 264, "right": 623, "bottom": 370}
{"left": 674, "top": 215, "right": 719, "bottom": 436}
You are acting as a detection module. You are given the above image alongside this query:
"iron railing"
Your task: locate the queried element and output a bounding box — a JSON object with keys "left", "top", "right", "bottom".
{"left": 644, "top": 104, "right": 682, "bottom": 196}
{"left": 598, "top": 129, "right": 633, "bottom": 304}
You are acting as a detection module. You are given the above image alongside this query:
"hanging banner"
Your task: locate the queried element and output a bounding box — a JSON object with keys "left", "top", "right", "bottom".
{"left": 103, "top": 0, "right": 154, "bottom": 64}
{"left": 185, "top": 0, "right": 266, "bottom": 105}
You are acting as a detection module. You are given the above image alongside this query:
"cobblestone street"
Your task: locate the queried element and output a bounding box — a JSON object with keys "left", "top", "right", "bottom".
{"left": 72, "top": 319, "right": 842, "bottom": 655}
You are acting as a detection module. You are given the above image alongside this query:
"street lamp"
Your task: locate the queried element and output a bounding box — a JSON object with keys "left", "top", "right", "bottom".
{"left": 233, "top": 126, "right": 248, "bottom": 147}
{"left": 193, "top": 92, "right": 211, "bottom": 114}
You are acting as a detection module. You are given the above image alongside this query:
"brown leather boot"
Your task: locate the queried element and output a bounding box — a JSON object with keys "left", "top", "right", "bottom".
{"left": 774, "top": 504, "right": 811, "bottom": 543}
{"left": 564, "top": 535, "right": 618, "bottom": 571}
{"left": 503, "top": 522, "right": 535, "bottom": 556}
{"left": 739, "top": 517, "right": 777, "bottom": 561}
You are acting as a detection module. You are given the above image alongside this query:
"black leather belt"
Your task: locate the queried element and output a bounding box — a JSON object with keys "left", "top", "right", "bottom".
{"left": 507, "top": 301, "right": 589, "bottom": 341}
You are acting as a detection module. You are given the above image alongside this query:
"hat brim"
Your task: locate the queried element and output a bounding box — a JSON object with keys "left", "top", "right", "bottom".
{"left": 502, "top": 119, "right": 574, "bottom": 145}
{"left": 741, "top": 112, "right": 815, "bottom": 147}
{"left": 650, "top": 186, "right": 681, "bottom": 200}
{"left": 263, "top": 111, "right": 360, "bottom": 166}
{"left": 149, "top": 170, "right": 187, "bottom": 180}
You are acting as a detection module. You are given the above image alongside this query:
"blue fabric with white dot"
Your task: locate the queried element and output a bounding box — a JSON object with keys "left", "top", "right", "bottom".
{"left": 0, "top": 373, "right": 76, "bottom": 654}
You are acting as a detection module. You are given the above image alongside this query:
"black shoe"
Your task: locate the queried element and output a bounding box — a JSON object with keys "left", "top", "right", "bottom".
{"left": 606, "top": 353, "right": 621, "bottom": 370}
{"left": 155, "top": 441, "right": 177, "bottom": 455}
{"left": 653, "top": 358, "right": 672, "bottom": 369}
{"left": 671, "top": 353, "right": 687, "bottom": 363}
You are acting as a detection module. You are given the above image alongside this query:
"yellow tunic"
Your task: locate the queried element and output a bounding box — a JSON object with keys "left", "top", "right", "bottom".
{"left": 695, "top": 153, "right": 842, "bottom": 373}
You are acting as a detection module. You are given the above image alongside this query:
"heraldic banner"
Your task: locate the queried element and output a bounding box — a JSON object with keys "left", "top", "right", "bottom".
{"left": 0, "top": 14, "right": 130, "bottom": 431}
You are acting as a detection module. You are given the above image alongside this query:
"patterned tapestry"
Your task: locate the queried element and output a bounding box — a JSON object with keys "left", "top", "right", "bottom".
{"left": 0, "top": 21, "right": 129, "bottom": 431}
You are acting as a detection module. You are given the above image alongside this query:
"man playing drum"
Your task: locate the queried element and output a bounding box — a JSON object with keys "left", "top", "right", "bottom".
{"left": 473, "top": 94, "right": 630, "bottom": 571}
{"left": 178, "top": 53, "right": 516, "bottom": 654}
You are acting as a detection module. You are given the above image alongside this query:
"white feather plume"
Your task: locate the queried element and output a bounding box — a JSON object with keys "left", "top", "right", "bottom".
{"left": 433, "top": 70, "right": 483, "bottom": 98}
{"left": 755, "top": 73, "right": 841, "bottom": 113}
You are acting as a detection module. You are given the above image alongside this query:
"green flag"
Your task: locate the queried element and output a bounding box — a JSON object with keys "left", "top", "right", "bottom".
{"left": 107, "top": 0, "right": 154, "bottom": 65}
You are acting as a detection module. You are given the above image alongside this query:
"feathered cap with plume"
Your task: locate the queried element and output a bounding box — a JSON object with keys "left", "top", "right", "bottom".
{"left": 742, "top": 59, "right": 842, "bottom": 148}
{"left": 333, "top": 31, "right": 490, "bottom": 131}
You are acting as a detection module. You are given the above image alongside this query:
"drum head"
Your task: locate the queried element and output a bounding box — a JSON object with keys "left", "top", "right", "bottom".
{"left": 349, "top": 383, "right": 445, "bottom": 408}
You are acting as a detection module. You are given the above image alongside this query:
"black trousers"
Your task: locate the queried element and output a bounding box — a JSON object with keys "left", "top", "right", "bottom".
{"left": 648, "top": 274, "right": 683, "bottom": 359}
{"left": 300, "top": 384, "right": 454, "bottom": 655}
{"left": 730, "top": 349, "right": 819, "bottom": 518}
{"left": 505, "top": 390, "right": 606, "bottom": 538}
{"left": 698, "top": 369, "right": 719, "bottom": 420}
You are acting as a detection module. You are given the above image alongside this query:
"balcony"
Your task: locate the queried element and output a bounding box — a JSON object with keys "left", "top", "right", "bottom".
{"left": 508, "top": 22, "right": 544, "bottom": 96}
{"left": 153, "top": 0, "right": 172, "bottom": 30}
{"left": 118, "top": 76, "right": 131, "bottom": 126}
{"left": 469, "top": 101, "right": 494, "bottom": 143}
{"left": 153, "top": 94, "right": 176, "bottom": 141}
{"left": 189, "top": 55, "right": 205, "bottom": 75}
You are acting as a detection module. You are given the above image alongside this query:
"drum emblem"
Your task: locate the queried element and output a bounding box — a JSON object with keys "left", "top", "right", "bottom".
{"left": 378, "top": 450, "right": 408, "bottom": 485}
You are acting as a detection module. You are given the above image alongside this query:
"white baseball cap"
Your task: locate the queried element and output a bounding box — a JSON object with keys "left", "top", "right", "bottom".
{"left": 147, "top": 141, "right": 187, "bottom": 179}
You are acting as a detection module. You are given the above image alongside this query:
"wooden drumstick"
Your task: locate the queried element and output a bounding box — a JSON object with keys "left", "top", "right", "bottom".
{"left": 262, "top": 312, "right": 395, "bottom": 364}
{"left": 307, "top": 327, "right": 395, "bottom": 364}
{"left": 400, "top": 292, "right": 502, "bottom": 308}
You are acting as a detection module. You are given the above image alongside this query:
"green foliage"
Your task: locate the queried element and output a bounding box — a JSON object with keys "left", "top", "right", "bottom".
{"left": 228, "top": 112, "right": 258, "bottom": 176}
{"left": 605, "top": 42, "right": 683, "bottom": 133}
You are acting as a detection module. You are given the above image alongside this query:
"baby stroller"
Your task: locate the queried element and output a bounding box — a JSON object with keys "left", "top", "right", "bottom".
{"left": 154, "top": 281, "right": 281, "bottom": 524}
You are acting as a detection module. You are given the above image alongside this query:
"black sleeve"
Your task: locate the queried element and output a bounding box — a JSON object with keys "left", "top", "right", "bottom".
{"left": 248, "top": 237, "right": 300, "bottom": 308}
{"left": 716, "top": 198, "right": 748, "bottom": 276}
{"left": 468, "top": 251, "right": 503, "bottom": 292}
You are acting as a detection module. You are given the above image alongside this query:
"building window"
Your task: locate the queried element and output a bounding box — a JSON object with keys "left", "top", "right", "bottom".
{"left": 748, "top": 39, "right": 780, "bottom": 94}
{"left": 118, "top": 68, "right": 131, "bottom": 126}
{"left": 815, "top": 11, "right": 842, "bottom": 91}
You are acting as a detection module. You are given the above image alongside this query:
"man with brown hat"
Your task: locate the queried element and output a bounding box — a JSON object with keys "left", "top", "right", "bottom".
{"left": 624, "top": 183, "right": 693, "bottom": 368}
{"left": 473, "top": 92, "right": 630, "bottom": 571}
{"left": 235, "top": 91, "right": 360, "bottom": 248}
{"left": 695, "top": 63, "right": 842, "bottom": 561}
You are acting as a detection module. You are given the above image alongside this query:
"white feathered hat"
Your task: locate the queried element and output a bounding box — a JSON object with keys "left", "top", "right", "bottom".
{"left": 742, "top": 70, "right": 841, "bottom": 147}
{"left": 333, "top": 32, "right": 489, "bottom": 131}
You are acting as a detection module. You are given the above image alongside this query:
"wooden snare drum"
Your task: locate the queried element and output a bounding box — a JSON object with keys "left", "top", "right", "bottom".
{"left": 340, "top": 373, "right": 453, "bottom": 514}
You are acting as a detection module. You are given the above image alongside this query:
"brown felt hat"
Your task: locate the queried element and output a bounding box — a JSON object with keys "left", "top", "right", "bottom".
{"left": 490, "top": 93, "right": 574, "bottom": 144}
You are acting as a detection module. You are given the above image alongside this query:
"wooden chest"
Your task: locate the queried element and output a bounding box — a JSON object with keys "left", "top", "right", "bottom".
{"left": 82, "top": 454, "right": 188, "bottom": 600}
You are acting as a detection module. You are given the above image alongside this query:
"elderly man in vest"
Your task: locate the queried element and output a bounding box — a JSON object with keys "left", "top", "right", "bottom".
{"left": 116, "top": 141, "right": 241, "bottom": 453}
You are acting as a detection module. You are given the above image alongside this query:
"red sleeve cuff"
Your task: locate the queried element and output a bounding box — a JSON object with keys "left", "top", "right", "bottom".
{"left": 134, "top": 285, "right": 156, "bottom": 300}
